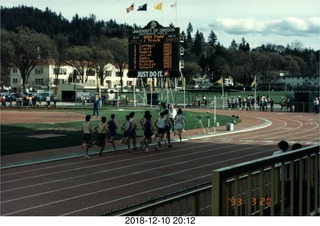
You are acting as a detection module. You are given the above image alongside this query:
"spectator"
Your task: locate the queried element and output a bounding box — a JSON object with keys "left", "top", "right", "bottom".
{"left": 46, "top": 95, "right": 51, "bottom": 107}
{"left": 81, "top": 94, "right": 85, "bottom": 105}
{"left": 28, "top": 95, "right": 33, "bottom": 107}
{"left": 273, "top": 140, "right": 289, "bottom": 174}
{"left": 291, "top": 143, "right": 302, "bottom": 150}
{"left": 93, "top": 94, "right": 100, "bottom": 118}
{"left": 53, "top": 96, "right": 57, "bottom": 108}
{"left": 273, "top": 140, "right": 289, "bottom": 156}
{"left": 269, "top": 98, "right": 274, "bottom": 112}
{"left": 313, "top": 97, "right": 319, "bottom": 114}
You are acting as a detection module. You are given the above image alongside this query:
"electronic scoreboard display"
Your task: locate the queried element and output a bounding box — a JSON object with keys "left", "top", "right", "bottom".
{"left": 128, "top": 22, "right": 181, "bottom": 78}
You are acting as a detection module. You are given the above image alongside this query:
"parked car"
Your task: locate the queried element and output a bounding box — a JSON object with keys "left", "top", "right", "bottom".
{"left": 6, "top": 93, "right": 20, "bottom": 101}
{"left": 35, "top": 92, "right": 51, "bottom": 101}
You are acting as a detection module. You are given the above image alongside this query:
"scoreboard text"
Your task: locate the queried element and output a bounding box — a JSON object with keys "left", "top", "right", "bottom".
{"left": 128, "top": 27, "right": 180, "bottom": 78}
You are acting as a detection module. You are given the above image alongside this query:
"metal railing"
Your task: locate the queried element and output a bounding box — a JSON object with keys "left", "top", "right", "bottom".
{"left": 100, "top": 182, "right": 212, "bottom": 216}
{"left": 101, "top": 145, "right": 319, "bottom": 216}
{"left": 212, "top": 145, "right": 319, "bottom": 216}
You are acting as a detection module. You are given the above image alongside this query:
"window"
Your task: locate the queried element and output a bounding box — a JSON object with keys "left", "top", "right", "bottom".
{"left": 86, "top": 69, "right": 96, "bottom": 76}
{"left": 12, "top": 78, "right": 18, "bottom": 84}
{"left": 12, "top": 68, "right": 18, "bottom": 73}
{"left": 54, "top": 79, "right": 67, "bottom": 85}
{"left": 53, "top": 68, "right": 67, "bottom": 75}
{"left": 35, "top": 78, "right": 45, "bottom": 85}
{"left": 35, "top": 67, "right": 44, "bottom": 74}
{"left": 105, "top": 71, "right": 112, "bottom": 77}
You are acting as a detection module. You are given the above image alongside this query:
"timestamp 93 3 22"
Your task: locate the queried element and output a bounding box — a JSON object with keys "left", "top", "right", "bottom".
{"left": 124, "top": 216, "right": 196, "bottom": 225}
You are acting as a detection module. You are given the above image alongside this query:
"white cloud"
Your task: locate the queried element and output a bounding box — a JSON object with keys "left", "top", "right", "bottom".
{"left": 209, "top": 17, "right": 320, "bottom": 36}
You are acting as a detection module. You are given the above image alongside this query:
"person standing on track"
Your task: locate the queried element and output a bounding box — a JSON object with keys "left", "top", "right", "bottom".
{"left": 107, "top": 113, "right": 118, "bottom": 152}
{"left": 82, "top": 115, "right": 94, "bottom": 159}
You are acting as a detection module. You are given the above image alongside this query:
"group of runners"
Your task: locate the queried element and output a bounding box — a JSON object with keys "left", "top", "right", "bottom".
{"left": 81, "top": 104, "right": 186, "bottom": 159}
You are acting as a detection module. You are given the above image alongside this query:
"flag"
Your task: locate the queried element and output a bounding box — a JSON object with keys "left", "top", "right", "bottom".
{"left": 250, "top": 78, "right": 256, "bottom": 87}
{"left": 170, "top": 1, "right": 177, "bottom": 8}
{"left": 214, "top": 77, "right": 223, "bottom": 84}
{"left": 126, "top": 4, "right": 134, "bottom": 13}
{"left": 154, "top": 3, "right": 162, "bottom": 10}
{"left": 137, "top": 3, "right": 147, "bottom": 11}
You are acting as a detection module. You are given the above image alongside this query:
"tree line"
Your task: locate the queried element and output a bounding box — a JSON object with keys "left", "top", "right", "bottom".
{"left": 1, "top": 6, "right": 319, "bottom": 92}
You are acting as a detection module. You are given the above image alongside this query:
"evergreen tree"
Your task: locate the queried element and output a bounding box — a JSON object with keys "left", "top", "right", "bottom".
{"left": 208, "top": 31, "right": 218, "bottom": 47}
{"left": 192, "top": 30, "right": 205, "bottom": 56}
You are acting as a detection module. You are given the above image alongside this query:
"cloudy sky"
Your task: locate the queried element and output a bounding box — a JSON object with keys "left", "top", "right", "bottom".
{"left": 2, "top": 0, "right": 320, "bottom": 50}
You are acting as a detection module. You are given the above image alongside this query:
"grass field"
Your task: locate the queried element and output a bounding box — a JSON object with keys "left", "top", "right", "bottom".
{"left": 1, "top": 108, "right": 240, "bottom": 155}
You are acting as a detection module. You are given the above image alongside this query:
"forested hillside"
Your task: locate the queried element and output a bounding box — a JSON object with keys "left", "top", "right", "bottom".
{"left": 1, "top": 6, "right": 134, "bottom": 45}
{"left": 1, "top": 6, "right": 319, "bottom": 89}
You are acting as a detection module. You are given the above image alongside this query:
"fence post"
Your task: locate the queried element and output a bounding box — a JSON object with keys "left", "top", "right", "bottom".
{"left": 212, "top": 171, "right": 222, "bottom": 215}
{"left": 314, "top": 152, "right": 319, "bottom": 215}
{"left": 192, "top": 194, "right": 200, "bottom": 216}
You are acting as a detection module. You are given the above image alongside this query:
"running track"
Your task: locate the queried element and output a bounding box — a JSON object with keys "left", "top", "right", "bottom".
{"left": 1, "top": 110, "right": 319, "bottom": 216}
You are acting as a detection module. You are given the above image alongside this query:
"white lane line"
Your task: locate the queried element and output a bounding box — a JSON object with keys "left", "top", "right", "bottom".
{"left": 3, "top": 146, "right": 275, "bottom": 216}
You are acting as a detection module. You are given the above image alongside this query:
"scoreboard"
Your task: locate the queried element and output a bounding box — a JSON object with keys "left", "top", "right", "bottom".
{"left": 128, "top": 26, "right": 181, "bottom": 78}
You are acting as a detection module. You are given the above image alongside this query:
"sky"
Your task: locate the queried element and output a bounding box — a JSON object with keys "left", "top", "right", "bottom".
{"left": 1, "top": 0, "right": 320, "bottom": 50}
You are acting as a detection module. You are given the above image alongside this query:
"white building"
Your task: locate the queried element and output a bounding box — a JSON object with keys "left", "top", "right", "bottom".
{"left": 278, "top": 75, "right": 319, "bottom": 88}
{"left": 9, "top": 60, "right": 135, "bottom": 94}
{"left": 270, "top": 74, "right": 319, "bottom": 91}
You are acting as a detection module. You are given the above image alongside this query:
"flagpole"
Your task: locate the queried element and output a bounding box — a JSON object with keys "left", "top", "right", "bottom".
{"left": 183, "top": 77, "right": 186, "bottom": 108}
{"left": 214, "top": 96, "right": 216, "bottom": 133}
{"left": 175, "top": 1, "right": 178, "bottom": 26}
{"left": 162, "top": 3, "right": 164, "bottom": 25}
{"left": 133, "top": 78, "right": 136, "bottom": 108}
{"left": 222, "top": 76, "right": 225, "bottom": 109}
{"left": 254, "top": 75, "right": 257, "bottom": 111}
{"left": 151, "top": 79, "right": 153, "bottom": 108}
{"left": 133, "top": 4, "right": 136, "bottom": 25}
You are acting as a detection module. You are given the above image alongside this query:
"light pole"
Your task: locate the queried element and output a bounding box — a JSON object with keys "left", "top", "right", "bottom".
{"left": 268, "top": 77, "right": 271, "bottom": 98}
{"left": 279, "top": 72, "right": 287, "bottom": 92}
